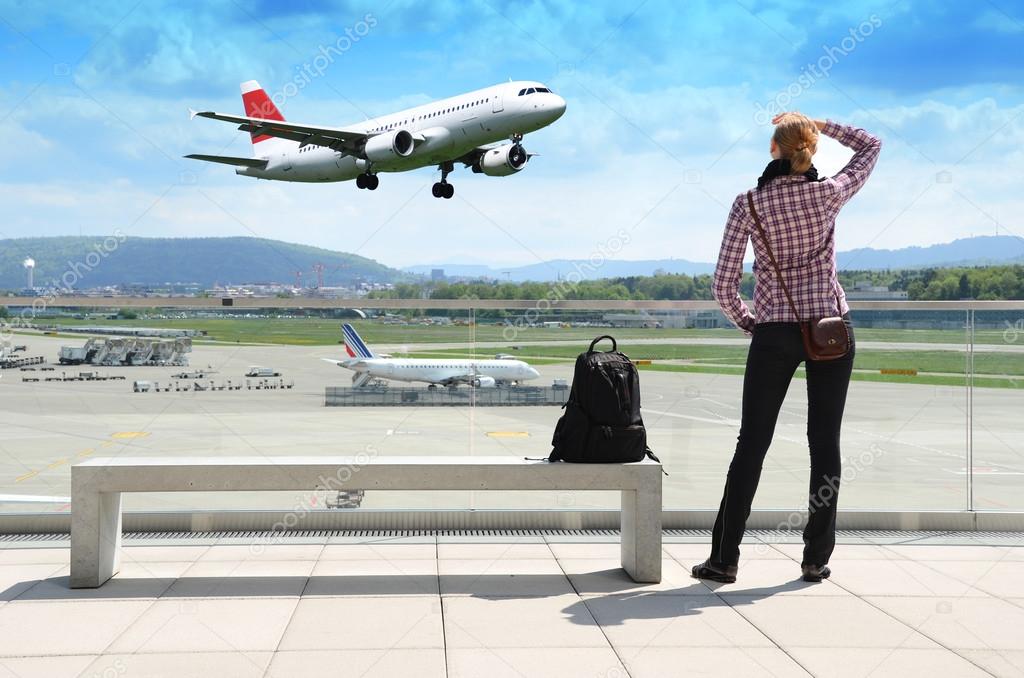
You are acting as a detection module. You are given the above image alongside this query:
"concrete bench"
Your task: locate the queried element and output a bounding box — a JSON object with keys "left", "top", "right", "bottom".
{"left": 71, "top": 456, "right": 663, "bottom": 588}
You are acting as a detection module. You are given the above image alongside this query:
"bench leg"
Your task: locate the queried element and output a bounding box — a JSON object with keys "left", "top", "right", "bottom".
{"left": 71, "top": 491, "right": 122, "bottom": 588}
{"left": 620, "top": 487, "right": 662, "bottom": 583}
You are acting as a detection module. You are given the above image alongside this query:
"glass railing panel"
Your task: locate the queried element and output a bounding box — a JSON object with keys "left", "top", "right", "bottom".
{"left": 968, "top": 308, "right": 1024, "bottom": 511}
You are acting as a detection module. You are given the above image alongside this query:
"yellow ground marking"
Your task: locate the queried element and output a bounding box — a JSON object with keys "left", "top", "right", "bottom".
{"left": 111, "top": 432, "right": 150, "bottom": 439}
{"left": 46, "top": 458, "right": 68, "bottom": 470}
{"left": 99, "top": 441, "right": 113, "bottom": 447}
{"left": 486, "top": 431, "right": 530, "bottom": 438}
{"left": 77, "top": 449, "right": 94, "bottom": 458}
{"left": 15, "top": 470, "right": 39, "bottom": 483}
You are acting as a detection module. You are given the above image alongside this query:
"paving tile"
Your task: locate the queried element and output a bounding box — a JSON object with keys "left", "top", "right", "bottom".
{"left": 770, "top": 543, "right": 892, "bottom": 561}
{"left": 957, "top": 650, "right": 1024, "bottom": 677}
{"left": 196, "top": 544, "right": 323, "bottom": 562}
{"left": 558, "top": 558, "right": 714, "bottom": 597}
{"left": 725, "top": 595, "right": 938, "bottom": 649}
{"left": 704, "top": 559, "right": 852, "bottom": 597}
{"left": 546, "top": 543, "right": 623, "bottom": 560}
{"left": 866, "top": 596, "right": 1024, "bottom": 651}
{"left": 828, "top": 560, "right": 990, "bottom": 598}
{"left": 618, "top": 646, "right": 812, "bottom": 678}
{"left": 320, "top": 543, "right": 437, "bottom": 560}
{"left": 0, "top": 563, "right": 66, "bottom": 602}
{"left": 880, "top": 544, "right": 1016, "bottom": 562}
{"left": 443, "top": 595, "right": 609, "bottom": 649}
{"left": 448, "top": 647, "right": 626, "bottom": 678}
{"left": 439, "top": 558, "right": 573, "bottom": 597}
{"left": 119, "top": 545, "right": 211, "bottom": 562}
{"left": 279, "top": 597, "right": 443, "bottom": 650}
{"left": 0, "top": 548, "right": 68, "bottom": 565}
{"left": 437, "top": 543, "right": 554, "bottom": 560}
{"left": 787, "top": 647, "right": 991, "bottom": 678}
{"left": 0, "top": 655, "right": 97, "bottom": 678}
{"left": 304, "top": 558, "right": 438, "bottom": 596}
{"left": 267, "top": 649, "right": 446, "bottom": 678}
{"left": 107, "top": 598, "right": 298, "bottom": 653}
{"left": 665, "top": 542, "right": 793, "bottom": 562}
{"left": 16, "top": 561, "right": 188, "bottom": 601}
{"left": 922, "top": 560, "right": 1024, "bottom": 598}
{"left": 164, "top": 559, "right": 313, "bottom": 598}
{"left": 83, "top": 651, "right": 272, "bottom": 678}
{"left": 0, "top": 600, "right": 152, "bottom": 656}
{"left": 584, "top": 594, "right": 773, "bottom": 648}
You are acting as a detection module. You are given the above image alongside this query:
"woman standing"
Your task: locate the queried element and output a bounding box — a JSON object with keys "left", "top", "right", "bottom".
{"left": 693, "top": 112, "right": 881, "bottom": 583}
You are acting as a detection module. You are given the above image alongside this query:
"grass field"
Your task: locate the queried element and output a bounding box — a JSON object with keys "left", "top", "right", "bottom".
{"left": 30, "top": 316, "right": 1018, "bottom": 347}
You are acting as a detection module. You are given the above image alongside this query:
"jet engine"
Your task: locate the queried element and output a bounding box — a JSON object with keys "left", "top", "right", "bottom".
{"left": 364, "top": 129, "right": 414, "bottom": 162}
{"left": 473, "top": 144, "right": 528, "bottom": 176}
{"left": 471, "top": 375, "right": 497, "bottom": 388}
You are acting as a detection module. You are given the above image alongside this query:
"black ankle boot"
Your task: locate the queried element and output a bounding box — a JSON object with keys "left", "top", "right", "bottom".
{"left": 801, "top": 564, "right": 831, "bottom": 582}
{"left": 691, "top": 559, "right": 738, "bottom": 583}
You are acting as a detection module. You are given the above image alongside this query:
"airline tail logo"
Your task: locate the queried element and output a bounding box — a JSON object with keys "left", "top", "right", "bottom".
{"left": 342, "top": 324, "right": 375, "bottom": 359}
{"left": 240, "top": 80, "right": 284, "bottom": 144}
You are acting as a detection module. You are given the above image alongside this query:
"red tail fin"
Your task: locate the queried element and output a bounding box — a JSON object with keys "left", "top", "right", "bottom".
{"left": 240, "top": 80, "right": 284, "bottom": 144}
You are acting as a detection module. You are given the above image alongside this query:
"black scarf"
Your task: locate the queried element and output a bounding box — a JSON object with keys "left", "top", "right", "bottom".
{"left": 757, "top": 159, "right": 821, "bottom": 189}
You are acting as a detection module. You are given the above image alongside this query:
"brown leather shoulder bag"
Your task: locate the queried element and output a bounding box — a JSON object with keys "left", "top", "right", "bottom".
{"left": 745, "top": 191, "right": 851, "bottom": 361}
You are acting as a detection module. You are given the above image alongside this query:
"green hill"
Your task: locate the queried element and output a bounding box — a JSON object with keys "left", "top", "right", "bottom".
{"left": 0, "top": 236, "right": 404, "bottom": 290}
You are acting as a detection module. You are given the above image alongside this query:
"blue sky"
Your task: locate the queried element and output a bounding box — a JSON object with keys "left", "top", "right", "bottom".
{"left": 1, "top": 0, "right": 1022, "bottom": 269}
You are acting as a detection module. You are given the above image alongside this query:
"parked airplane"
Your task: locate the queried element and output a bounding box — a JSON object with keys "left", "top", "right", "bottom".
{"left": 186, "top": 79, "right": 566, "bottom": 198}
{"left": 323, "top": 324, "right": 541, "bottom": 388}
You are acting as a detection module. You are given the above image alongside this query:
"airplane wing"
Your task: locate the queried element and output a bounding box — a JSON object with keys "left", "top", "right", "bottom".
{"left": 191, "top": 110, "right": 368, "bottom": 152}
{"left": 184, "top": 154, "right": 268, "bottom": 168}
{"left": 439, "top": 371, "right": 478, "bottom": 386}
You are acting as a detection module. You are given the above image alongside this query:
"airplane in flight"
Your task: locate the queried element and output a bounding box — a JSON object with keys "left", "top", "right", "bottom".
{"left": 186, "top": 79, "right": 566, "bottom": 198}
{"left": 323, "top": 323, "right": 541, "bottom": 388}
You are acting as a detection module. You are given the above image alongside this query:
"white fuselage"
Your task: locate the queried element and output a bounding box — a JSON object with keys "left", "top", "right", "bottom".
{"left": 346, "top": 357, "right": 540, "bottom": 386}
{"left": 237, "top": 81, "right": 565, "bottom": 183}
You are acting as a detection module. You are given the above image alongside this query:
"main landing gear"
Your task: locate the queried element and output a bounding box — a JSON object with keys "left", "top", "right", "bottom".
{"left": 432, "top": 161, "right": 455, "bottom": 199}
{"left": 356, "top": 173, "right": 379, "bottom": 190}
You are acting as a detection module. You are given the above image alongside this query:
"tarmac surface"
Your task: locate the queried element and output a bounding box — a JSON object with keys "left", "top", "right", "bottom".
{"left": 1, "top": 333, "right": 1021, "bottom": 514}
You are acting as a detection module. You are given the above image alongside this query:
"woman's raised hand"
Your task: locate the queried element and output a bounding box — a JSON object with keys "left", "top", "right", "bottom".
{"left": 772, "top": 112, "right": 826, "bottom": 131}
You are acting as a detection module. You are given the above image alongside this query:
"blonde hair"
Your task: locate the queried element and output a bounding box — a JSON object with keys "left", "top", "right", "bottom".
{"left": 773, "top": 112, "right": 818, "bottom": 174}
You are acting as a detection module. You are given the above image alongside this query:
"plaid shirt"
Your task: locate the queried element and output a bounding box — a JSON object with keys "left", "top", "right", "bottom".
{"left": 713, "top": 120, "right": 881, "bottom": 333}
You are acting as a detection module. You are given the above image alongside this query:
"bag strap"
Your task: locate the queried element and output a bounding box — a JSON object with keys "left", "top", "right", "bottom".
{"left": 746, "top": 191, "right": 803, "bottom": 323}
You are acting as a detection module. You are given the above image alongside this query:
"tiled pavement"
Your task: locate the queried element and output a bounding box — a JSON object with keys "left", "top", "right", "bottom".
{"left": 0, "top": 533, "right": 1022, "bottom": 678}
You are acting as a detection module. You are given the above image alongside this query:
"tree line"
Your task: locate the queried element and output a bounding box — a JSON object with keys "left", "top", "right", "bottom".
{"left": 367, "top": 265, "right": 1023, "bottom": 302}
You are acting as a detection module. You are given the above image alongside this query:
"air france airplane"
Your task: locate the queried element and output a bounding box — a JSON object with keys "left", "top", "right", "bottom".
{"left": 186, "top": 80, "right": 566, "bottom": 198}
{"left": 323, "top": 324, "right": 541, "bottom": 388}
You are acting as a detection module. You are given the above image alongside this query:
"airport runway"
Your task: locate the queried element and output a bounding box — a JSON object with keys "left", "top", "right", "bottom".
{"left": 1, "top": 334, "right": 1021, "bottom": 515}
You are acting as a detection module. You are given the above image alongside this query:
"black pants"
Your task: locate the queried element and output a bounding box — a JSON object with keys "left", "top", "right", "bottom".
{"left": 710, "top": 317, "right": 855, "bottom": 567}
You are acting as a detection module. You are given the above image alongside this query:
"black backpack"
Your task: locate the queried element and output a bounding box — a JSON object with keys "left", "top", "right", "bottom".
{"left": 549, "top": 335, "right": 661, "bottom": 465}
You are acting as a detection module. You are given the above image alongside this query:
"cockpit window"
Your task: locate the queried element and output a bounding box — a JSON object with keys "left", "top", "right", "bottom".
{"left": 535, "top": 87, "right": 549, "bottom": 93}
{"left": 526, "top": 87, "right": 536, "bottom": 94}
{"left": 518, "top": 89, "right": 526, "bottom": 96}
